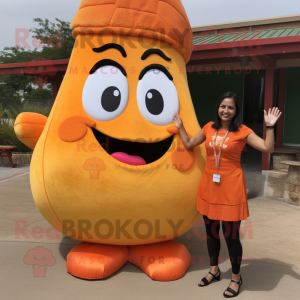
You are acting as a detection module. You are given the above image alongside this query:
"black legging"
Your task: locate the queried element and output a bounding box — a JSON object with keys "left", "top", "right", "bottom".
{"left": 203, "top": 215, "right": 242, "bottom": 274}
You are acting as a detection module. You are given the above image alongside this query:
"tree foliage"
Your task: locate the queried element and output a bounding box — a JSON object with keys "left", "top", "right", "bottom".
{"left": 0, "top": 103, "right": 6, "bottom": 144}
{"left": 26, "top": 88, "right": 53, "bottom": 100}
{"left": 0, "top": 18, "right": 74, "bottom": 100}
{"left": 30, "top": 18, "right": 74, "bottom": 60}
{"left": 0, "top": 46, "right": 40, "bottom": 99}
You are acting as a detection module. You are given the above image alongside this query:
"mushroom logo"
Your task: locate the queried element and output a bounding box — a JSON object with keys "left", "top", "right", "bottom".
{"left": 83, "top": 157, "right": 106, "bottom": 179}
{"left": 24, "top": 56, "right": 57, "bottom": 88}
{"left": 23, "top": 246, "right": 56, "bottom": 277}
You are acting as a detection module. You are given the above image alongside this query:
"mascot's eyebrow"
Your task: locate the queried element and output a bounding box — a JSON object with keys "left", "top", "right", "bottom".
{"left": 139, "top": 64, "right": 173, "bottom": 81}
{"left": 90, "top": 59, "right": 127, "bottom": 76}
{"left": 93, "top": 43, "right": 127, "bottom": 58}
{"left": 141, "top": 49, "right": 171, "bottom": 61}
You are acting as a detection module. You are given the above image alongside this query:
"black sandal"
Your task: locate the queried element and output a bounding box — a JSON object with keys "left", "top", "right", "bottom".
{"left": 223, "top": 276, "right": 243, "bottom": 298}
{"left": 198, "top": 267, "right": 221, "bottom": 287}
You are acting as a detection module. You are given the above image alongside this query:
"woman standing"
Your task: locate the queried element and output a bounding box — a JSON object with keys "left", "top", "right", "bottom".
{"left": 173, "top": 91, "right": 281, "bottom": 298}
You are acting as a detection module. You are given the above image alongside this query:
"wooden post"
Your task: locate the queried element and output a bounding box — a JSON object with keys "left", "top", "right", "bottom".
{"left": 262, "top": 68, "right": 275, "bottom": 170}
{"left": 52, "top": 75, "right": 63, "bottom": 103}
{"left": 52, "top": 80, "right": 58, "bottom": 103}
{"left": 276, "top": 68, "right": 286, "bottom": 148}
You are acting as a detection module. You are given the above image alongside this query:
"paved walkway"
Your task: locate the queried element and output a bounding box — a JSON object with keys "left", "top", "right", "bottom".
{"left": 1, "top": 173, "right": 300, "bottom": 300}
{"left": 0, "top": 164, "right": 30, "bottom": 181}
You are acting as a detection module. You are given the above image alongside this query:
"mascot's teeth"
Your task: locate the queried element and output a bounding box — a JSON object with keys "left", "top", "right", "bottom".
{"left": 111, "top": 152, "right": 146, "bottom": 166}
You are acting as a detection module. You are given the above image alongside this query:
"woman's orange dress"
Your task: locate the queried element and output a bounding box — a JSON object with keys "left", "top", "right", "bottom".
{"left": 197, "top": 122, "right": 253, "bottom": 221}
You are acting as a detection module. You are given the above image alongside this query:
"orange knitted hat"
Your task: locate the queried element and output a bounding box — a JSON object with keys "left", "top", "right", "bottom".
{"left": 71, "top": 0, "right": 193, "bottom": 63}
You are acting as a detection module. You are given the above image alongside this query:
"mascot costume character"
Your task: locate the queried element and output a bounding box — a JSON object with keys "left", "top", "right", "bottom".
{"left": 14, "top": 0, "right": 206, "bottom": 281}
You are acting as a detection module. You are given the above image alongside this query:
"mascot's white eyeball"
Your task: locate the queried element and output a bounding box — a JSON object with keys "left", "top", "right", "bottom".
{"left": 82, "top": 66, "right": 129, "bottom": 121}
{"left": 137, "top": 69, "right": 179, "bottom": 126}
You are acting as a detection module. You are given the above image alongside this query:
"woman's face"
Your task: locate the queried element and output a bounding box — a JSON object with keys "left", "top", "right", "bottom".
{"left": 218, "top": 98, "right": 236, "bottom": 122}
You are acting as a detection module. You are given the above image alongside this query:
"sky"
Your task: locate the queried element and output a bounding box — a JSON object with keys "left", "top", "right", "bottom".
{"left": 0, "top": 0, "right": 300, "bottom": 51}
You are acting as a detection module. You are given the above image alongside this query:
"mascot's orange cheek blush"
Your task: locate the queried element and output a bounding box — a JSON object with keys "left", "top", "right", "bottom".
{"left": 111, "top": 152, "right": 146, "bottom": 165}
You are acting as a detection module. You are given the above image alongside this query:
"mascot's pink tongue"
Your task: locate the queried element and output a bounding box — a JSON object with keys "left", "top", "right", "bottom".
{"left": 111, "top": 152, "right": 146, "bottom": 166}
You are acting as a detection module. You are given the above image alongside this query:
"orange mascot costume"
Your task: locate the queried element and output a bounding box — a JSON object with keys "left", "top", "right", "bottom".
{"left": 14, "top": 0, "right": 206, "bottom": 281}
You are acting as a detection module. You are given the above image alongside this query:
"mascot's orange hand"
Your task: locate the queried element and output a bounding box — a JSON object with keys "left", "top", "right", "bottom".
{"left": 14, "top": 113, "right": 48, "bottom": 149}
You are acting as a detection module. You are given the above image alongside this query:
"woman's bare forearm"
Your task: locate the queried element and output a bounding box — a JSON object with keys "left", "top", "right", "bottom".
{"left": 173, "top": 113, "right": 206, "bottom": 150}
{"left": 178, "top": 124, "right": 192, "bottom": 149}
{"left": 178, "top": 125, "right": 206, "bottom": 150}
{"left": 246, "top": 128, "right": 275, "bottom": 153}
{"left": 264, "top": 128, "right": 275, "bottom": 153}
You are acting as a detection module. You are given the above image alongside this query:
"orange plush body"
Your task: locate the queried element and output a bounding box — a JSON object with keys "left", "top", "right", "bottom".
{"left": 14, "top": 0, "right": 206, "bottom": 281}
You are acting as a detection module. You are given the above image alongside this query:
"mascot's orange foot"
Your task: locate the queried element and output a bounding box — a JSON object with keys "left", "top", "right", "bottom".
{"left": 129, "top": 241, "right": 191, "bottom": 281}
{"left": 67, "top": 242, "right": 128, "bottom": 280}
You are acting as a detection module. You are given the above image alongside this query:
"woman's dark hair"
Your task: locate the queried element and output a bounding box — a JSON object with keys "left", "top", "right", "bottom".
{"left": 212, "top": 91, "right": 242, "bottom": 132}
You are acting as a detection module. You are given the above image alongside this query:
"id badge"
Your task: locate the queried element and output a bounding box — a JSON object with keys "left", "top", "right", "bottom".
{"left": 213, "top": 174, "right": 221, "bottom": 183}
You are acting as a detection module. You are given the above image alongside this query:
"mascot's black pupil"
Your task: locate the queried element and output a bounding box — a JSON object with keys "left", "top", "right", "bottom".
{"left": 101, "top": 86, "right": 121, "bottom": 112}
{"left": 145, "top": 89, "right": 164, "bottom": 115}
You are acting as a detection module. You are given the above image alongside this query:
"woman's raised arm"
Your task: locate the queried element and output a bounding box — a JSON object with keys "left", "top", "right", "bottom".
{"left": 173, "top": 113, "right": 206, "bottom": 150}
{"left": 246, "top": 107, "right": 281, "bottom": 153}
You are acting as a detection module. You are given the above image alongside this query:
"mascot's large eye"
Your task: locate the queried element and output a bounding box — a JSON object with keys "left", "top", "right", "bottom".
{"left": 137, "top": 70, "right": 179, "bottom": 126}
{"left": 82, "top": 66, "right": 129, "bottom": 121}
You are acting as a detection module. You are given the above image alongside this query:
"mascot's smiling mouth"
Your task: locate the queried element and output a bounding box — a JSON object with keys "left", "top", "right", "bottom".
{"left": 91, "top": 128, "right": 174, "bottom": 166}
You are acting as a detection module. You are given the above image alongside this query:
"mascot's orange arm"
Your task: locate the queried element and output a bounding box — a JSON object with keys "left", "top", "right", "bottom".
{"left": 14, "top": 113, "right": 48, "bottom": 150}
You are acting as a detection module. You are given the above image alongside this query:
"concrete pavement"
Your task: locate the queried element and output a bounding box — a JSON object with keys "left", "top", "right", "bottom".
{"left": 1, "top": 173, "right": 300, "bottom": 300}
{"left": 0, "top": 164, "right": 29, "bottom": 181}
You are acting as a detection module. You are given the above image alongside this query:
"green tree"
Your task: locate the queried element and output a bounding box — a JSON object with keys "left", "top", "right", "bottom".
{"left": 30, "top": 18, "right": 74, "bottom": 60}
{"left": 26, "top": 88, "right": 53, "bottom": 100}
{"left": 0, "top": 18, "right": 74, "bottom": 100}
{"left": 0, "top": 103, "right": 6, "bottom": 144}
{"left": 0, "top": 47, "right": 40, "bottom": 99}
